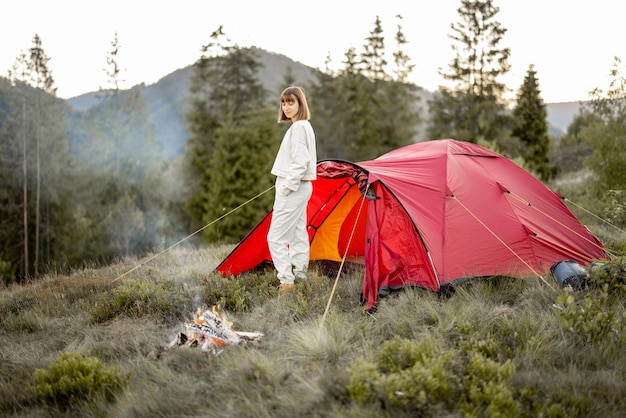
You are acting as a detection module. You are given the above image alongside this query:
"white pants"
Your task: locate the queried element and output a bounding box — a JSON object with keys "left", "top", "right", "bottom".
{"left": 267, "top": 177, "right": 312, "bottom": 285}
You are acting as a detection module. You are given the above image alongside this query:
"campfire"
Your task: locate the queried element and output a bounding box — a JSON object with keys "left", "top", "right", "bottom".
{"left": 167, "top": 305, "right": 263, "bottom": 354}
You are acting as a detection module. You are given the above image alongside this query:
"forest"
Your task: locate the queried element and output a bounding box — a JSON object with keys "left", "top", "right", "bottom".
{"left": 0, "top": 2, "right": 625, "bottom": 417}
{"left": 0, "top": 0, "right": 625, "bottom": 285}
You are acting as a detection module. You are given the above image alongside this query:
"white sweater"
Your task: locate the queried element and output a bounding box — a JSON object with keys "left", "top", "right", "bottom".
{"left": 271, "top": 120, "right": 317, "bottom": 192}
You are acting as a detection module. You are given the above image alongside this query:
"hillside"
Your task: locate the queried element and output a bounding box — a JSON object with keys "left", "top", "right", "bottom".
{"left": 0, "top": 246, "right": 624, "bottom": 417}
{"left": 66, "top": 47, "right": 582, "bottom": 159}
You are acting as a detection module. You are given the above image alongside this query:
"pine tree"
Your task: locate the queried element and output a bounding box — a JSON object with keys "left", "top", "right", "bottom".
{"left": 427, "top": 0, "right": 513, "bottom": 147}
{"left": 391, "top": 15, "right": 415, "bottom": 83}
{"left": 4, "top": 35, "right": 73, "bottom": 281}
{"left": 88, "top": 86, "right": 164, "bottom": 257}
{"left": 341, "top": 49, "right": 380, "bottom": 161}
{"left": 203, "top": 111, "right": 276, "bottom": 241}
{"left": 28, "top": 34, "right": 56, "bottom": 279}
{"left": 308, "top": 60, "right": 344, "bottom": 159}
{"left": 67, "top": 32, "right": 166, "bottom": 260}
{"left": 277, "top": 65, "right": 297, "bottom": 97}
{"left": 327, "top": 47, "right": 366, "bottom": 159}
{"left": 308, "top": 38, "right": 377, "bottom": 162}
{"left": 184, "top": 27, "right": 275, "bottom": 243}
{"left": 0, "top": 81, "right": 26, "bottom": 283}
{"left": 379, "top": 15, "right": 421, "bottom": 150}
{"left": 311, "top": 16, "right": 420, "bottom": 161}
{"left": 512, "top": 65, "right": 553, "bottom": 181}
{"left": 4, "top": 53, "right": 31, "bottom": 280}
{"left": 361, "top": 16, "right": 388, "bottom": 82}
{"left": 580, "top": 57, "right": 626, "bottom": 192}
{"left": 101, "top": 31, "right": 125, "bottom": 179}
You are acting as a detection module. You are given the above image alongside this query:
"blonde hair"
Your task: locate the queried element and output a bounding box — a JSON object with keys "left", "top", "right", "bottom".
{"left": 277, "top": 86, "right": 311, "bottom": 122}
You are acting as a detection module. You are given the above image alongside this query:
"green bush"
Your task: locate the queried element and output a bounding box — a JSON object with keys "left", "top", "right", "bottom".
{"left": 459, "top": 353, "right": 518, "bottom": 417}
{"left": 602, "top": 190, "right": 625, "bottom": 229}
{"left": 346, "top": 336, "right": 521, "bottom": 416}
{"left": 555, "top": 287, "right": 624, "bottom": 344}
{"left": 554, "top": 258, "right": 626, "bottom": 346}
{"left": 91, "top": 280, "right": 192, "bottom": 323}
{"left": 347, "top": 336, "right": 456, "bottom": 414}
{"left": 202, "top": 271, "right": 278, "bottom": 313}
{"left": 587, "top": 257, "right": 626, "bottom": 295}
{"left": 0, "top": 258, "right": 14, "bottom": 285}
{"left": 30, "top": 352, "right": 128, "bottom": 407}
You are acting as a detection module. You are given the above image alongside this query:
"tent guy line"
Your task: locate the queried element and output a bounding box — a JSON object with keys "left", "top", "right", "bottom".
{"left": 111, "top": 185, "right": 276, "bottom": 283}
{"left": 562, "top": 198, "right": 626, "bottom": 251}
{"left": 450, "top": 194, "right": 553, "bottom": 289}
{"left": 507, "top": 191, "right": 611, "bottom": 259}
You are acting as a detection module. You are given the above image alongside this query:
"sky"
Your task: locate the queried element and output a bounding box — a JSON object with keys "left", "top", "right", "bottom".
{"left": 2, "top": 0, "right": 624, "bottom": 103}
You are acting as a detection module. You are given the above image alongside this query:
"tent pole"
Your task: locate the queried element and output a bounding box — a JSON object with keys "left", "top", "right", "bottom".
{"left": 320, "top": 184, "right": 369, "bottom": 329}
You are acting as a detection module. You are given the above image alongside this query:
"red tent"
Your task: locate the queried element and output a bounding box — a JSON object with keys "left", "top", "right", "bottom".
{"left": 216, "top": 139, "right": 608, "bottom": 309}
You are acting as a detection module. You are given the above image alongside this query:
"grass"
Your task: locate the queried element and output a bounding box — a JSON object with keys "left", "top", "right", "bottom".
{"left": 0, "top": 245, "right": 625, "bottom": 417}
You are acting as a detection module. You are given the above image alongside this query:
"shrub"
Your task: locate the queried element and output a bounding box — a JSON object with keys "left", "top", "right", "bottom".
{"left": 459, "top": 353, "right": 518, "bottom": 417}
{"left": 346, "top": 336, "right": 520, "bottom": 416}
{"left": 555, "top": 287, "right": 625, "bottom": 344}
{"left": 554, "top": 258, "right": 626, "bottom": 346}
{"left": 91, "top": 280, "right": 192, "bottom": 323}
{"left": 347, "top": 336, "right": 456, "bottom": 414}
{"left": 202, "top": 271, "right": 278, "bottom": 313}
{"left": 0, "top": 259, "right": 14, "bottom": 286}
{"left": 587, "top": 257, "right": 626, "bottom": 295}
{"left": 30, "top": 352, "right": 128, "bottom": 407}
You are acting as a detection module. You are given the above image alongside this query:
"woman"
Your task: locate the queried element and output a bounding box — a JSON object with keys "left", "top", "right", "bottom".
{"left": 267, "top": 86, "right": 317, "bottom": 294}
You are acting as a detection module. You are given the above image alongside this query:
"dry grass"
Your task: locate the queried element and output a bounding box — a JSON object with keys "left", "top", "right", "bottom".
{"left": 0, "top": 245, "right": 624, "bottom": 417}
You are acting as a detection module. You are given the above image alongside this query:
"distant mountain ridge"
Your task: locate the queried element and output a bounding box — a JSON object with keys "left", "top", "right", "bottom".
{"left": 67, "top": 47, "right": 583, "bottom": 159}
{"left": 68, "top": 47, "right": 321, "bottom": 158}
{"left": 545, "top": 101, "right": 581, "bottom": 133}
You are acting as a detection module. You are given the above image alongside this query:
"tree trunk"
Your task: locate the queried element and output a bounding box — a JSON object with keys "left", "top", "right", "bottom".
{"left": 22, "top": 98, "right": 29, "bottom": 279}
{"left": 35, "top": 92, "right": 40, "bottom": 280}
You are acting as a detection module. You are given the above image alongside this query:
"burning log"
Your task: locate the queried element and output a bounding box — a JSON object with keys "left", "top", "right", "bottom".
{"left": 167, "top": 306, "right": 263, "bottom": 354}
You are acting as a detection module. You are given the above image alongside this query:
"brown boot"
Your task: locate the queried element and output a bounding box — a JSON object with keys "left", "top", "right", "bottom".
{"left": 278, "top": 283, "right": 294, "bottom": 296}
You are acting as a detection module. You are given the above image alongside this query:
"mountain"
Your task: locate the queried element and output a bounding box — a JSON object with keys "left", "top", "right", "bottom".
{"left": 66, "top": 47, "right": 582, "bottom": 159}
{"left": 546, "top": 101, "right": 582, "bottom": 133}
{"left": 68, "top": 47, "right": 320, "bottom": 158}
